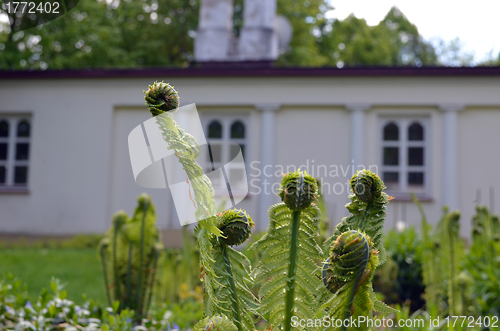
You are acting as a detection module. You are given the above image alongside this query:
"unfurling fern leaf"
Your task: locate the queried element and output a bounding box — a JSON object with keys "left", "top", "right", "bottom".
{"left": 252, "top": 171, "right": 323, "bottom": 331}
{"left": 144, "top": 82, "right": 223, "bottom": 316}
{"left": 206, "top": 209, "right": 258, "bottom": 331}
{"left": 193, "top": 315, "right": 238, "bottom": 331}
{"left": 320, "top": 230, "right": 396, "bottom": 331}
{"left": 99, "top": 193, "right": 162, "bottom": 320}
{"left": 324, "top": 169, "right": 390, "bottom": 266}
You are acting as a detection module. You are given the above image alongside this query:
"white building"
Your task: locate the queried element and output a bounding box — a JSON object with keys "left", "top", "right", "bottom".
{"left": 1, "top": 0, "right": 500, "bottom": 244}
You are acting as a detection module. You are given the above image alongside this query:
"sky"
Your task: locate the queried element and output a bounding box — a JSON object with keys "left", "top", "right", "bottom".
{"left": 327, "top": 0, "right": 500, "bottom": 63}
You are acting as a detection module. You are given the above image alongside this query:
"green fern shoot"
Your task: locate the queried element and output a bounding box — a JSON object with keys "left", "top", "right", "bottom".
{"left": 203, "top": 209, "right": 258, "bottom": 331}
{"left": 251, "top": 170, "right": 323, "bottom": 331}
{"left": 99, "top": 193, "right": 163, "bottom": 320}
{"left": 193, "top": 315, "right": 238, "bottom": 331}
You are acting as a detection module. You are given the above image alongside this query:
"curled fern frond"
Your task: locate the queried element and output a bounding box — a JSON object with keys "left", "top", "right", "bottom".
{"left": 278, "top": 170, "right": 319, "bottom": 211}
{"left": 216, "top": 209, "right": 254, "bottom": 246}
{"left": 193, "top": 315, "right": 238, "bottom": 331}
{"left": 144, "top": 81, "right": 180, "bottom": 116}
{"left": 207, "top": 209, "right": 258, "bottom": 331}
{"left": 319, "top": 230, "right": 396, "bottom": 331}
{"left": 324, "top": 169, "right": 390, "bottom": 266}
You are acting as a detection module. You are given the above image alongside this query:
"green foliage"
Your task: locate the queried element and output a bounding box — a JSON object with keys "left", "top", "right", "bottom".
{"left": 99, "top": 193, "right": 163, "bottom": 320}
{"left": 318, "top": 7, "right": 438, "bottom": 67}
{"left": 380, "top": 227, "right": 425, "bottom": 311}
{"left": 252, "top": 171, "right": 322, "bottom": 331}
{"left": 464, "top": 206, "right": 500, "bottom": 318}
{"left": 193, "top": 315, "right": 238, "bottom": 331}
{"left": 0, "top": 0, "right": 200, "bottom": 69}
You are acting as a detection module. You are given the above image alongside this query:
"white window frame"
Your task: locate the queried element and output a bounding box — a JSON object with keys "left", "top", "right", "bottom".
{"left": 201, "top": 114, "right": 249, "bottom": 198}
{"left": 379, "top": 117, "right": 430, "bottom": 198}
{"left": 0, "top": 114, "right": 31, "bottom": 191}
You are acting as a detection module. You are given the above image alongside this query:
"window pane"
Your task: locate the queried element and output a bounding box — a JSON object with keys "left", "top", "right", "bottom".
{"left": 230, "top": 144, "right": 245, "bottom": 160}
{"left": 408, "top": 147, "right": 423, "bottom": 165}
{"left": 383, "top": 172, "right": 399, "bottom": 190}
{"left": 383, "top": 123, "right": 399, "bottom": 140}
{"left": 17, "top": 120, "right": 30, "bottom": 137}
{"left": 209, "top": 144, "right": 222, "bottom": 163}
{"left": 231, "top": 121, "right": 245, "bottom": 139}
{"left": 408, "top": 122, "right": 423, "bottom": 141}
{"left": 229, "top": 169, "right": 246, "bottom": 187}
{"left": 0, "top": 143, "right": 7, "bottom": 160}
{"left": 208, "top": 121, "right": 222, "bottom": 138}
{"left": 0, "top": 120, "right": 8, "bottom": 137}
{"left": 14, "top": 166, "right": 28, "bottom": 184}
{"left": 383, "top": 147, "right": 399, "bottom": 165}
{"left": 16, "top": 143, "right": 30, "bottom": 160}
{"left": 408, "top": 172, "right": 424, "bottom": 185}
{"left": 0, "top": 166, "right": 5, "bottom": 183}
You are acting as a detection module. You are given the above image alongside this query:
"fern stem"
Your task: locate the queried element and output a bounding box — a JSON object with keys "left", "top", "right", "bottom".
{"left": 221, "top": 243, "right": 242, "bottom": 331}
{"left": 284, "top": 209, "right": 301, "bottom": 331}
{"left": 112, "top": 221, "right": 121, "bottom": 306}
{"left": 136, "top": 201, "right": 148, "bottom": 318}
{"left": 284, "top": 174, "right": 305, "bottom": 331}
{"left": 339, "top": 235, "right": 370, "bottom": 331}
{"left": 126, "top": 244, "right": 133, "bottom": 310}
{"left": 358, "top": 202, "right": 372, "bottom": 229}
{"left": 145, "top": 248, "right": 160, "bottom": 314}
{"left": 99, "top": 243, "right": 112, "bottom": 307}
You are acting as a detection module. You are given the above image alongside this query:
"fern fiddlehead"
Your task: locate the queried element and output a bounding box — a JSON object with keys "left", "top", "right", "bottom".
{"left": 252, "top": 170, "right": 322, "bottom": 330}
{"left": 209, "top": 209, "right": 257, "bottom": 331}
{"left": 144, "top": 82, "right": 225, "bottom": 316}
{"left": 324, "top": 170, "right": 390, "bottom": 266}
{"left": 319, "top": 170, "right": 396, "bottom": 331}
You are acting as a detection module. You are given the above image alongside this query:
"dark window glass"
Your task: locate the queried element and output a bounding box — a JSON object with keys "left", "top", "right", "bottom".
{"left": 16, "top": 143, "right": 29, "bottom": 160}
{"left": 17, "top": 120, "right": 30, "bottom": 137}
{"left": 408, "top": 172, "right": 424, "bottom": 185}
{"left": 14, "top": 166, "right": 28, "bottom": 184}
{"left": 408, "top": 122, "right": 423, "bottom": 141}
{"left": 229, "top": 144, "right": 245, "bottom": 159}
{"left": 408, "top": 147, "right": 424, "bottom": 165}
{"left": 383, "top": 172, "right": 399, "bottom": 183}
{"left": 0, "top": 120, "right": 8, "bottom": 137}
{"left": 0, "top": 143, "right": 7, "bottom": 160}
{"left": 0, "top": 166, "right": 5, "bottom": 183}
{"left": 383, "top": 123, "right": 399, "bottom": 141}
{"left": 383, "top": 147, "right": 399, "bottom": 165}
{"left": 208, "top": 121, "right": 222, "bottom": 139}
{"left": 231, "top": 121, "right": 245, "bottom": 139}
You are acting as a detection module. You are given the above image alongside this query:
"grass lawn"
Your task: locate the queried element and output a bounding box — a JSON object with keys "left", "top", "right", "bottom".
{"left": 0, "top": 248, "right": 107, "bottom": 305}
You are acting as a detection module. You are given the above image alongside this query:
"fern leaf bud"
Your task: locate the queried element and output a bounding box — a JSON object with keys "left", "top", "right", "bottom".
{"left": 350, "top": 169, "right": 385, "bottom": 203}
{"left": 216, "top": 209, "right": 254, "bottom": 246}
{"left": 322, "top": 230, "right": 376, "bottom": 293}
{"left": 144, "top": 81, "right": 180, "bottom": 116}
{"left": 278, "top": 170, "right": 319, "bottom": 211}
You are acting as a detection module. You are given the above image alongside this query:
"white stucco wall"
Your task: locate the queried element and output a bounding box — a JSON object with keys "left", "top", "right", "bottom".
{"left": 0, "top": 74, "right": 499, "bottom": 237}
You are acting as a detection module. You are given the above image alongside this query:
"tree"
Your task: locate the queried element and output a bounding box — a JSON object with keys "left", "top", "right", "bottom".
{"left": 0, "top": 0, "right": 200, "bottom": 69}
{"left": 317, "top": 6, "right": 439, "bottom": 67}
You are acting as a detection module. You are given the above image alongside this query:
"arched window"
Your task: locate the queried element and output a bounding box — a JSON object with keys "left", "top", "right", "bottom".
{"left": 0, "top": 120, "right": 8, "bottom": 137}
{"left": 208, "top": 120, "right": 222, "bottom": 138}
{"left": 230, "top": 121, "right": 245, "bottom": 139}
{"left": 383, "top": 122, "right": 399, "bottom": 140}
{"left": 380, "top": 118, "right": 428, "bottom": 196}
{"left": 408, "top": 122, "right": 423, "bottom": 141}
{"left": 17, "top": 120, "right": 30, "bottom": 137}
